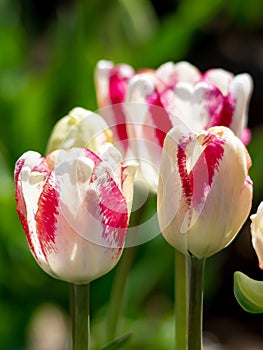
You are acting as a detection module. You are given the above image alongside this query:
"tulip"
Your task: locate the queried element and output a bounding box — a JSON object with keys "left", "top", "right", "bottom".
{"left": 15, "top": 144, "right": 137, "bottom": 284}
{"left": 46, "top": 107, "right": 112, "bottom": 154}
{"left": 157, "top": 126, "right": 253, "bottom": 258}
{"left": 251, "top": 202, "right": 263, "bottom": 269}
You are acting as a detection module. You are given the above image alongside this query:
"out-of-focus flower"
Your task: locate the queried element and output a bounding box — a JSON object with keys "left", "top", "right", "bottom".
{"left": 251, "top": 202, "right": 263, "bottom": 269}
{"left": 46, "top": 107, "right": 112, "bottom": 154}
{"left": 125, "top": 61, "right": 253, "bottom": 143}
{"left": 95, "top": 60, "right": 253, "bottom": 192}
{"left": 157, "top": 126, "right": 253, "bottom": 258}
{"left": 15, "top": 144, "right": 137, "bottom": 284}
{"left": 95, "top": 60, "right": 135, "bottom": 153}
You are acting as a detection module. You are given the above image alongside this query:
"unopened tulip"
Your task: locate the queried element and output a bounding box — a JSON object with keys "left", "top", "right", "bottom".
{"left": 157, "top": 126, "right": 253, "bottom": 258}
{"left": 46, "top": 107, "right": 112, "bottom": 154}
{"left": 15, "top": 144, "right": 137, "bottom": 284}
{"left": 251, "top": 202, "right": 263, "bottom": 269}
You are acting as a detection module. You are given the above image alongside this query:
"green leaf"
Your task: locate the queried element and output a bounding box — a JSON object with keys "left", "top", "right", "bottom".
{"left": 234, "top": 271, "right": 263, "bottom": 313}
{"left": 101, "top": 332, "right": 132, "bottom": 350}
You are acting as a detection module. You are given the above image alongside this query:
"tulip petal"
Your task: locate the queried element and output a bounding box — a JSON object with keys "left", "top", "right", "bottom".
{"left": 229, "top": 74, "right": 253, "bottom": 141}
{"left": 95, "top": 60, "right": 115, "bottom": 108}
{"left": 251, "top": 202, "right": 263, "bottom": 269}
{"left": 15, "top": 151, "right": 58, "bottom": 276}
{"left": 203, "top": 68, "right": 233, "bottom": 95}
{"left": 156, "top": 61, "right": 201, "bottom": 85}
{"left": 95, "top": 60, "right": 135, "bottom": 153}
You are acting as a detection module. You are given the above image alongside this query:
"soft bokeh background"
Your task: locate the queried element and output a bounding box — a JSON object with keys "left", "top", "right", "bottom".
{"left": 1, "top": 0, "right": 263, "bottom": 349}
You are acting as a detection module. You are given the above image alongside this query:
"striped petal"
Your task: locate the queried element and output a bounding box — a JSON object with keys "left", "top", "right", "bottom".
{"left": 95, "top": 60, "right": 134, "bottom": 153}
{"left": 125, "top": 74, "right": 176, "bottom": 191}
{"left": 15, "top": 151, "right": 57, "bottom": 276}
{"left": 203, "top": 68, "right": 234, "bottom": 95}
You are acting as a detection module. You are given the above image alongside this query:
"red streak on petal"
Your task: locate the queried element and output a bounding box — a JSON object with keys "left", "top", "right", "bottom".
{"left": 82, "top": 147, "right": 101, "bottom": 164}
{"left": 111, "top": 106, "right": 129, "bottom": 151}
{"left": 177, "top": 132, "right": 225, "bottom": 213}
{"left": 202, "top": 133, "right": 225, "bottom": 186}
{"left": 36, "top": 174, "right": 59, "bottom": 255}
{"left": 206, "top": 89, "right": 235, "bottom": 129}
{"left": 177, "top": 136, "right": 193, "bottom": 207}
{"left": 98, "top": 174, "right": 128, "bottom": 251}
{"left": 14, "top": 157, "right": 25, "bottom": 183}
{"left": 109, "top": 68, "right": 132, "bottom": 150}
{"left": 109, "top": 73, "right": 127, "bottom": 104}
{"left": 202, "top": 134, "right": 225, "bottom": 186}
{"left": 147, "top": 89, "right": 173, "bottom": 147}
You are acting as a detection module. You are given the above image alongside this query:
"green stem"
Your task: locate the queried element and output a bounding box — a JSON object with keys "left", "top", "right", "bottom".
{"left": 174, "top": 249, "right": 188, "bottom": 350}
{"left": 71, "top": 283, "right": 90, "bottom": 350}
{"left": 106, "top": 246, "right": 137, "bottom": 342}
{"left": 188, "top": 257, "right": 206, "bottom": 350}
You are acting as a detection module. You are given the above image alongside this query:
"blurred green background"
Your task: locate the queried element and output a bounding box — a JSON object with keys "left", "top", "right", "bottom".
{"left": 1, "top": 0, "right": 263, "bottom": 349}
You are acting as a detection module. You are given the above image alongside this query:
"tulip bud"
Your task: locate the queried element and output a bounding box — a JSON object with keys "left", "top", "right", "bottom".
{"left": 250, "top": 202, "right": 263, "bottom": 269}
{"left": 157, "top": 126, "right": 253, "bottom": 258}
{"left": 46, "top": 107, "right": 112, "bottom": 155}
{"left": 15, "top": 144, "right": 137, "bottom": 284}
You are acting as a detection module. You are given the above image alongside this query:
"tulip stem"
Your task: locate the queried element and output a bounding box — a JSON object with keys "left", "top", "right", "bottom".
{"left": 188, "top": 257, "right": 206, "bottom": 350}
{"left": 174, "top": 249, "right": 188, "bottom": 350}
{"left": 71, "top": 283, "right": 90, "bottom": 350}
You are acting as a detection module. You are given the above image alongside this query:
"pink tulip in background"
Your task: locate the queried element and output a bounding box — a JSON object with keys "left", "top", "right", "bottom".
{"left": 95, "top": 60, "right": 253, "bottom": 191}
{"left": 15, "top": 144, "right": 137, "bottom": 284}
{"left": 157, "top": 126, "right": 253, "bottom": 258}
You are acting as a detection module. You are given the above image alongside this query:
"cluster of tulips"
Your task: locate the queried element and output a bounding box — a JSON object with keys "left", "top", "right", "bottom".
{"left": 14, "top": 60, "right": 263, "bottom": 349}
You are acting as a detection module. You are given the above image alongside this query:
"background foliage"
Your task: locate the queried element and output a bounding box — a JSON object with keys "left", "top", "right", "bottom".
{"left": 1, "top": 0, "right": 263, "bottom": 348}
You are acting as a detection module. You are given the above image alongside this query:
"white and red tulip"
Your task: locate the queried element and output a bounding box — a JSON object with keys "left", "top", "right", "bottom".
{"left": 250, "top": 202, "right": 263, "bottom": 269}
{"left": 157, "top": 126, "right": 253, "bottom": 258}
{"left": 15, "top": 144, "right": 137, "bottom": 284}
